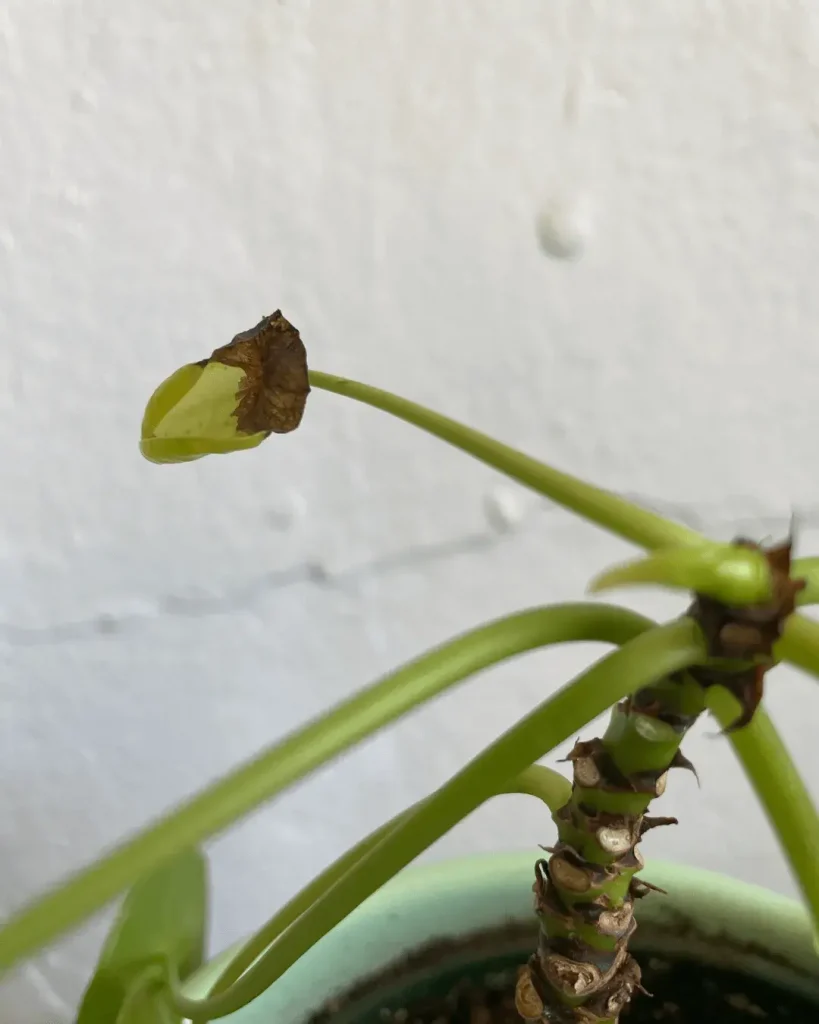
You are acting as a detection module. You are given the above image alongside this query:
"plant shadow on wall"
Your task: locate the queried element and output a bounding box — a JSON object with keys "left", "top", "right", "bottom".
{"left": 0, "top": 312, "right": 817, "bottom": 1023}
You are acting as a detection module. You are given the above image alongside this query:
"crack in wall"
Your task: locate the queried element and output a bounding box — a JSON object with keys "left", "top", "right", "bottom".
{"left": 0, "top": 494, "right": 810, "bottom": 649}
{"left": 0, "top": 529, "right": 507, "bottom": 648}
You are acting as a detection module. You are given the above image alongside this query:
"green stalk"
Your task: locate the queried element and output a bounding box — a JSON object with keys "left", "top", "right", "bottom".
{"left": 776, "top": 613, "right": 819, "bottom": 680}
{"left": 172, "top": 618, "right": 706, "bottom": 1021}
{"left": 207, "top": 764, "right": 570, "bottom": 998}
{"left": 0, "top": 603, "right": 652, "bottom": 973}
{"left": 113, "top": 966, "right": 164, "bottom": 1024}
{"left": 793, "top": 558, "right": 819, "bottom": 606}
{"left": 310, "top": 374, "right": 819, "bottom": 687}
{"left": 525, "top": 670, "right": 708, "bottom": 1024}
{"left": 309, "top": 372, "right": 700, "bottom": 551}
{"left": 511, "top": 763, "right": 575, "bottom": 806}
{"left": 589, "top": 544, "right": 775, "bottom": 606}
{"left": 706, "top": 688, "right": 819, "bottom": 935}
{"left": 523, "top": 535, "right": 819, "bottom": 1024}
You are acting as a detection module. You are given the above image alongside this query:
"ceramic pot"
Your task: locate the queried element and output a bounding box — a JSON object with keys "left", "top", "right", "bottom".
{"left": 185, "top": 853, "right": 819, "bottom": 1022}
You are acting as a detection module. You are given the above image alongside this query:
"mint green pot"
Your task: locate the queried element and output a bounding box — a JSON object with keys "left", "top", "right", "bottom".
{"left": 185, "top": 853, "right": 819, "bottom": 1022}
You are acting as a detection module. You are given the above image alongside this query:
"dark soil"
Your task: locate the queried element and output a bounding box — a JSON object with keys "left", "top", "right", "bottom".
{"left": 308, "top": 926, "right": 817, "bottom": 1024}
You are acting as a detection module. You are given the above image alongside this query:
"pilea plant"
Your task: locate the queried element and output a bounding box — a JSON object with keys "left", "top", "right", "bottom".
{"left": 0, "top": 311, "right": 817, "bottom": 1024}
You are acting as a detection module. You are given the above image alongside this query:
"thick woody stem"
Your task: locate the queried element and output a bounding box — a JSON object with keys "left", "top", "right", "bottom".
{"left": 515, "top": 674, "right": 705, "bottom": 1024}
{"left": 515, "top": 537, "right": 805, "bottom": 1024}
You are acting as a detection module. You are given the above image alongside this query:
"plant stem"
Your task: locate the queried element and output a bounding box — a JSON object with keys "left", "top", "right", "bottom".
{"left": 310, "top": 372, "right": 819, "bottom": 685}
{"left": 793, "top": 557, "right": 819, "bottom": 605}
{"left": 706, "top": 688, "right": 819, "bottom": 936}
{"left": 521, "top": 672, "right": 707, "bottom": 1024}
{"left": 207, "top": 764, "right": 571, "bottom": 998}
{"left": 0, "top": 604, "right": 653, "bottom": 974}
{"left": 173, "top": 619, "right": 706, "bottom": 1021}
{"left": 309, "top": 372, "right": 700, "bottom": 551}
{"left": 112, "top": 965, "right": 164, "bottom": 1024}
{"left": 520, "top": 534, "right": 819, "bottom": 1024}
{"left": 776, "top": 613, "right": 819, "bottom": 679}
{"left": 511, "top": 764, "right": 575, "bottom": 807}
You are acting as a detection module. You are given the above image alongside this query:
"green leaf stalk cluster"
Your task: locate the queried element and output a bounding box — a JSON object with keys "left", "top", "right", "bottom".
{"left": 2, "top": 313, "right": 815, "bottom": 1023}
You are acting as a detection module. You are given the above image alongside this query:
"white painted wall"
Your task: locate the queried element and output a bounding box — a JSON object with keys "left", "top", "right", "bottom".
{"left": 1, "top": 1, "right": 819, "bottom": 1019}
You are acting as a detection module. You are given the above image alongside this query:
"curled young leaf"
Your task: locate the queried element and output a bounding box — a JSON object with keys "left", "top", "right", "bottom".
{"left": 140, "top": 311, "right": 309, "bottom": 464}
{"left": 114, "top": 967, "right": 179, "bottom": 1024}
{"left": 588, "top": 543, "right": 774, "bottom": 606}
{"left": 76, "top": 849, "right": 207, "bottom": 1024}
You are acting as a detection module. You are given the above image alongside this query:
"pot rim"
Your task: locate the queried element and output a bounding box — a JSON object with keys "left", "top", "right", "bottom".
{"left": 185, "top": 853, "right": 819, "bottom": 1022}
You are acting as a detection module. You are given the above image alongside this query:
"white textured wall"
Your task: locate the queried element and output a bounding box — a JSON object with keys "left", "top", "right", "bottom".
{"left": 2, "top": 1, "right": 819, "bottom": 1019}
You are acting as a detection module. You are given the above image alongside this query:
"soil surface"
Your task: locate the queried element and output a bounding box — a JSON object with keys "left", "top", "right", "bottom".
{"left": 308, "top": 926, "right": 816, "bottom": 1024}
{"left": 371, "top": 956, "right": 811, "bottom": 1023}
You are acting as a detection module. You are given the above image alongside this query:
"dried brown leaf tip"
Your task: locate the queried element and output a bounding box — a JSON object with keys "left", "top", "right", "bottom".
{"left": 210, "top": 310, "right": 310, "bottom": 435}
{"left": 720, "top": 664, "right": 766, "bottom": 734}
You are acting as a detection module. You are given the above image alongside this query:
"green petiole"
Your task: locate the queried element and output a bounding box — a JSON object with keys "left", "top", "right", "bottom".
{"left": 206, "top": 763, "right": 570, "bottom": 1001}
{"left": 173, "top": 618, "right": 706, "bottom": 1020}
{"left": 706, "top": 687, "right": 819, "bottom": 938}
{"left": 309, "top": 372, "right": 701, "bottom": 551}
{"left": 310, "top": 372, "right": 819, "bottom": 683}
{"left": 777, "top": 610, "right": 819, "bottom": 680}
{"left": 0, "top": 603, "right": 652, "bottom": 973}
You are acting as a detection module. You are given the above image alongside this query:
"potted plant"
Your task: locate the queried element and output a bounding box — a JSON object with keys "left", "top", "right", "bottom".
{"left": 0, "top": 311, "right": 816, "bottom": 1023}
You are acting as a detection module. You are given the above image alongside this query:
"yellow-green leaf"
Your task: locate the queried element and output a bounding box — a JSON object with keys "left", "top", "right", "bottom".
{"left": 75, "top": 850, "right": 206, "bottom": 1024}
{"left": 116, "top": 978, "right": 179, "bottom": 1024}
{"left": 139, "top": 311, "right": 309, "bottom": 464}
